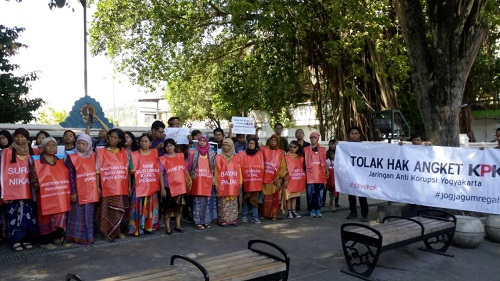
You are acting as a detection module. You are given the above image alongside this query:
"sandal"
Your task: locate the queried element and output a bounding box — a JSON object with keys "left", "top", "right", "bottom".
{"left": 21, "top": 242, "right": 33, "bottom": 249}
{"left": 12, "top": 243, "right": 23, "bottom": 251}
{"left": 196, "top": 225, "right": 205, "bottom": 230}
{"left": 203, "top": 224, "right": 211, "bottom": 229}
{"left": 166, "top": 230, "right": 173, "bottom": 235}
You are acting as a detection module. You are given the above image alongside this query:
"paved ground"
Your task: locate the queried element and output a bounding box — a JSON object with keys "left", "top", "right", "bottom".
{"left": 0, "top": 195, "right": 499, "bottom": 281}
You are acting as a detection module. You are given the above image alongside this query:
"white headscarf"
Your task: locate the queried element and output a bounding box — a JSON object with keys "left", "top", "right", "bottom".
{"left": 75, "top": 134, "right": 93, "bottom": 158}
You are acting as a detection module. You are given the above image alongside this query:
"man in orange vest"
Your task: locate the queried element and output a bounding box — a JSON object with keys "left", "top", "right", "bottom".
{"left": 304, "top": 132, "right": 328, "bottom": 218}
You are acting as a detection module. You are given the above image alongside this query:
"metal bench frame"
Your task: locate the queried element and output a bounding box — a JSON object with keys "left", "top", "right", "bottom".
{"left": 340, "top": 209, "right": 456, "bottom": 280}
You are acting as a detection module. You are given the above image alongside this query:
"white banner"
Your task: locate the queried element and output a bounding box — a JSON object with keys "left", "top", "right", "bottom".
{"left": 165, "top": 128, "right": 190, "bottom": 144}
{"left": 334, "top": 142, "right": 500, "bottom": 214}
{"left": 231, "top": 117, "right": 255, "bottom": 135}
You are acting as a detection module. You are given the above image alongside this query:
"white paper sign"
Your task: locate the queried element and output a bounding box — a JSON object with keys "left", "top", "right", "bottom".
{"left": 165, "top": 128, "right": 190, "bottom": 144}
{"left": 334, "top": 142, "right": 500, "bottom": 214}
{"left": 231, "top": 117, "right": 255, "bottom": 135}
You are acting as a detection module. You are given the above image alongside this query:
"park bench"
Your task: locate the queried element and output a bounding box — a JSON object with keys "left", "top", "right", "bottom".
{"left": 68, "top": 239, "right": 289, "bottom": 281}
{"left": 340, "top": 209, "right": 456, "bottom": 280}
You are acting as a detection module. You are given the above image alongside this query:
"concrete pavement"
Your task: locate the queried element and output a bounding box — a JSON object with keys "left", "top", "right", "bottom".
{"left": 0, "top": 195, "right": 499, "bottom": 281}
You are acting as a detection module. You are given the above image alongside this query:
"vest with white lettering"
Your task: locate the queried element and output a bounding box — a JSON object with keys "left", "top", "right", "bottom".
{"left": 0, "top": 147, "right": 32, "bottom": 200}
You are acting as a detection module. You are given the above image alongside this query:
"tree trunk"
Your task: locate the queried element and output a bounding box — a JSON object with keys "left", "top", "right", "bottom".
{"left": 393, "top": 0, "right": 487, "bottom": 146}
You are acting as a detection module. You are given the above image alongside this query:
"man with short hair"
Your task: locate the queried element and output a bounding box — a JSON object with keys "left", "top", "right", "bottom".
{"left": 295, "top": 129, "right": 310, "bottom": 148}
{"left": 234, "top": 134, "right": 248, "bottom": 153}
{"left": 266, "top": 123, "right": 289, "bottom": 152}
{"left": 150, "top": 120, "right": 166, "bottom": 153}
{"left": 210, "top": 128, "right": 225, "bottom": 149}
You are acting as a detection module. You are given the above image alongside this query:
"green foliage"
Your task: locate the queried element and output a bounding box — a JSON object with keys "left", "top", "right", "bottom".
{"left": 35, "top": 107, "right": 68, "bottom": 124}
{"left": 0, "top": 25, "right": 44, "bottom": 123}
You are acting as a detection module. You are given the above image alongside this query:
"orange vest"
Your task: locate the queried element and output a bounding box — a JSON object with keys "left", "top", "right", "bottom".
{"left": 285, "top": 154, "right": 306, "bottom": 192}
{"left": 33, "top": 156, "right": 70, "bottom": 216}
{"left": 304, "top": 146, "right": 327, "bottom": 184}
{"left": 131, "top": 150, "right": 161, "bottom": 197}
{"left": 215, "top": 154, "right": 240, "bottom": 196}
{"left": 159, "top": 153, "right": 188, "bottom": 197}
{"left": 262, "top": 147, "right": 284, "bottom": 184}
{"left": 0, "top": 147, "right": 32, "bottom": 200}
{"left": 97, "top": 148, "right": 129, "bottom": 197}
{"left": 188, "top": 150, "right": 213, "bottom": 197}
{"left": 32, "top": 146, "right": 41, "bottom": 155}
{"left": 239, "top": 151, "right": 264, "bottom": 192}
{"left": 68, "top": 152, "right": 99, "bottom": 205}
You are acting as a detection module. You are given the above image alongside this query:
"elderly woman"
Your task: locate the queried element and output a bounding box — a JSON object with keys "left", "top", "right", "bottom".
{"left": 31, "top": 137, "right": 71, "bottom": 250}
{"left": 188, "top": 136, "right": 217, "bottom": 229}
{"left": 0, "top": 130, "right": 13, "bottom": 149}
{"left": 215, "top": 138, "right": 242, "bottom": 226}
{"left": 1, "top": 128, "right": 37, "bottom": 251}
{"left": 260, "top": 134, "right": 287, "bottom": 221}
{"left": 65, "top": 134, "right": 99, "bottom": 245}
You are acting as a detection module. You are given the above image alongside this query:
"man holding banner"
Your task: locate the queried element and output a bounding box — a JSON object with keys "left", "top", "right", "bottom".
{"left": 344, "top": 126, "right": 369, "bottom": 222}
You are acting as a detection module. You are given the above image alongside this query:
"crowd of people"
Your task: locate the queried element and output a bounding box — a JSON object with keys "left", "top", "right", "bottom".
{"left": 0, "top": 116, "right": 498, "bottom": 253}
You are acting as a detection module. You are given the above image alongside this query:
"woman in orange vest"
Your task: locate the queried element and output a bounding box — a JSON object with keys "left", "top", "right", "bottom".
{"left": 188, "top": 136, "right": 217, "bottom": 229}
{"left": 129, "top": 134, "right": 163, "bottom": 236}
{"left": 65, "top": 134, "right": 99, "bottom": 245}
{"left": 304, "top": 132, "right": 329, "bottom": 218}
{"left": 239, "top": 137, "right": 264, "bottom": 224}
{"left": 260, "top": 134, "right": 287, "bottom": 221}
{"left": 215, "top": 138, "right": 242, "bottom": 226}
{"left": 282, "top": 140, "right": 305, "bottom": 219}
{"left": 95, "top": 128, "right": 131, "bottom": 241}
{"left": 159, "top": 138, "right": 192, "bottom": 235}
{"left": 1, "top": 128, "right": 37, "bottom": 251}
{"left": 31, "top": 137, "right": 70, "bottom": 250}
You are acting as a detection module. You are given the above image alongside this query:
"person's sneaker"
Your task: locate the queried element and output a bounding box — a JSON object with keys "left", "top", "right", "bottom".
{"left": 317, "top": 212, "right": 323, "bottom": 218}
{"left": 252, "top": 218, "right": 261, "bottom": 224}
{"left": 41, "top": 243, "right": 57, "bottom": 250}
{"left": 346, "top": 213, "right": 358, "bottom": 219}
{"left": 287, "top": 211, "right": 294, "bottom": 219}
{"left": 291, "top": 210, "right": 301, "bottom": 218}
{"left": 242, "top": 216, "right": 248, "bottom": 223}
{"left": 310, "top": 211, "right": 317, "bottom": 218}
{"left": 360, "top": 216, "right": 369, "bottom": 222}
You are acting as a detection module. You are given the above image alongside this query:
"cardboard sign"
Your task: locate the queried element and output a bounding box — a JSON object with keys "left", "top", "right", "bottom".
{"left": 231, "top": 117, "right": 256, "bottom": 135}
{"left": 165, "top": 128, "right": 190, "bottom": 144}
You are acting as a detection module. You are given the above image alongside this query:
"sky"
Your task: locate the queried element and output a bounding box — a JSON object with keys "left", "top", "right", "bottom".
{"left": 0, "top": 0, "right": 160, "bottom": 113}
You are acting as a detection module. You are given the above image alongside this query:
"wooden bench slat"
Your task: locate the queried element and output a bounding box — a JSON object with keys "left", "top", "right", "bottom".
{"left": 204, "top": 254, "right": 271, "bottom": 272}
{"left": 211, "top": 261, "right": 287, "bottom": 281}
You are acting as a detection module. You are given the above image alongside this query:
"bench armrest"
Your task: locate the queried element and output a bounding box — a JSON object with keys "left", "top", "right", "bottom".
{"left": 417, "top": 209, "right": 457, "bottom": 224}
{"left": 248, "top": 239, "right": 290, "bottom": 264}
{"left": 382, "top": 216, "right": 425, "bottom": 238}
{"left": 170, "top": 254, "right": 209, "bottom": 281}
{"left": 341, "top": 223, "right": 383, "bottom": 241}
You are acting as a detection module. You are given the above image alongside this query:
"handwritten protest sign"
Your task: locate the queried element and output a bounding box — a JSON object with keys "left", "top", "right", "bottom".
{"left": 165, "top": 128, "right": 190, "bottom": 144}
{"left": 231, "top": 117, "right": 255, "bottom": 135}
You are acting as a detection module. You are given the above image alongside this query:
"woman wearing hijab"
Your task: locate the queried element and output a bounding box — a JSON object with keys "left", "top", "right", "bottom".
{"left": 65, "top": 134, "right": 99, "bottom": 245}
{"left": 188, "top": 136, "right": 217, "bottom": 229}
{"left": 128, "top": 134, "right": 163, "bottom": 236}
{"left": 31, "top": 137, "right": 71, "bottom": 250}
{"left": 0, "top": 130, "right": 13, "bottom": 149}
{"left": 215, "top": 138, "right": 242, "bottom": 226}
{"left": 239, "top": 138, "right": 264, "bottom": 224}
{"left": 260, "top": 134, "right": 287, "bottom": 221}
{"left": 1, "top": 128, "right": 37, "bottom": 251}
